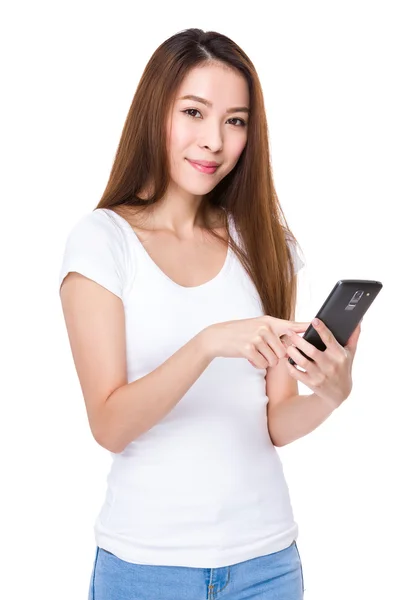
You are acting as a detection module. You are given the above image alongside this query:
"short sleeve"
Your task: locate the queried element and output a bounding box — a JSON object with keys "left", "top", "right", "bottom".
{"left": 58, "top": 210, "right": 126, "bottom": 298}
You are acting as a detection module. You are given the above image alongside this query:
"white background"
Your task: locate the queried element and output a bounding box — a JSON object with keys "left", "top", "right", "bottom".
{"left": 1, "top": 1, "right": 408, "bottom": 598}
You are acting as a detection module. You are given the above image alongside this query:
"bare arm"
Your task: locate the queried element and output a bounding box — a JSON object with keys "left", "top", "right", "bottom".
{"left": 268, "top": 392, "right": 337, "bottom": 447}
{"left": 102, "top": 331, "right": 212, "bottom": 452}
{"left": 266, "top": 290, "right": 336, "bottom": 447}
{"left": 60, "top": 272, "right": 213, "bottom": 454}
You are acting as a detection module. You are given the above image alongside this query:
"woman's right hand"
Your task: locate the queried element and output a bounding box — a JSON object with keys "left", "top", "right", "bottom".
{"left": 201, "top": 316, "right": 311, "bottom": 369}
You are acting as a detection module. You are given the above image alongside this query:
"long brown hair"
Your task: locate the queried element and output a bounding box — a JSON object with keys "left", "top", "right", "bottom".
{"left": 95, "top": 28, "right": 304, "bottom": 320}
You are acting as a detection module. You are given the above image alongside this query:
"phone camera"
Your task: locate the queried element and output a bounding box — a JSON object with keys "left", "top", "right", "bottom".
{"left": 351, "top": 290, "right": 364, "bottom": 304}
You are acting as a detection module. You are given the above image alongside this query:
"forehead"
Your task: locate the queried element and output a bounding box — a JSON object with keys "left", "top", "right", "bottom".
{"left": 176, "top": 63, "right": 249, "bottom": 105}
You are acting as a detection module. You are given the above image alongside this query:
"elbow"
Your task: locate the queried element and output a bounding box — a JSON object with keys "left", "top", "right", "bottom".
{"left": 92, "top": 427, "right": 123, "bottom": 454}
{"left": 90, "top": 401, "right": 125, "bottom": 454}
{"left": 96, "top": 436, "right": 123, "bottom": 454}
{"left": 269, "top": 428, "right": 285, "bottom": 448}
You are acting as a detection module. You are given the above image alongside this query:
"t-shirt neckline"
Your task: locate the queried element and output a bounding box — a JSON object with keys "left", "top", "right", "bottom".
{"left": 101, "top": 208, "right": 233, "bottom": 291}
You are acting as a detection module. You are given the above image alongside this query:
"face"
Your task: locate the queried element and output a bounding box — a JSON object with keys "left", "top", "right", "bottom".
{"left": 166, "top": 63, "right": 249, "bottom": 197}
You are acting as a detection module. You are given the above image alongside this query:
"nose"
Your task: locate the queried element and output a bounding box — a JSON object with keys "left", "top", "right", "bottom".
{"left": 199, "top": 120, "right": 223, "bottom": 153}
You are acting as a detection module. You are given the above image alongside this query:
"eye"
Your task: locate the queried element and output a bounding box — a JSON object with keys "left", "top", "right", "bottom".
{"left": 183, "top": 108, "right": 202, "bottom": 119}
{"left": 229, "top": 117, "right": 247, "bottom": 127}
{"left": 182, "top": 109, "right": 247, "bottom": 127}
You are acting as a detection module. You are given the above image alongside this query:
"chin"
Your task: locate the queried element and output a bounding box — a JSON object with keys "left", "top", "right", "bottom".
{"left": 175, "top": 178, "right": 219, "bottom": 195}
{"left": 187, "top": 184, "right": 218, "bottom": 196}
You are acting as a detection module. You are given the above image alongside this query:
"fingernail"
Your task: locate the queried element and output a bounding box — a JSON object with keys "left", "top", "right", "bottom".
{"left": 312, "top": 318, "right": 320, "bottom": 326}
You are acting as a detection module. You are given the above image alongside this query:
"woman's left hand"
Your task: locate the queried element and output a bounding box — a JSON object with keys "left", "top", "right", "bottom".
{"left": 284, "top": 318, "right": 362, "bottom": 409}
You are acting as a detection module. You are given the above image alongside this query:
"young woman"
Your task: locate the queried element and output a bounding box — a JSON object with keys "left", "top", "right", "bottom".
{"left": 59, "top": 28, "right": 361, "bottom": 600}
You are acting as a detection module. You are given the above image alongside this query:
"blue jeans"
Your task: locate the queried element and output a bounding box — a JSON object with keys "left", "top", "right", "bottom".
{"left": 88, "top": 540, "right": 305, "bottom": 599}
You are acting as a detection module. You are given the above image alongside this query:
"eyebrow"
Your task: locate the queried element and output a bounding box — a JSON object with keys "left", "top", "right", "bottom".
{"left": 178, "top": 94, "right": 250, "bottom": 115}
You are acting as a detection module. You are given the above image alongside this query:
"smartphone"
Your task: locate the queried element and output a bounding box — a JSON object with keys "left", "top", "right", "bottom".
{"left": 288, "top": 279, "right": 383, "bottom": 366}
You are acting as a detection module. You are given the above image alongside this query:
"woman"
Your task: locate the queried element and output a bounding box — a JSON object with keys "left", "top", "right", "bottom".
{"left": 59, "top": 28, "right": 361, "bottom": 600}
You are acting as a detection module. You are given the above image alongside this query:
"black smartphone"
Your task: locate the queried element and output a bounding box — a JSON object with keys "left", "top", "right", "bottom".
{"left": 288, "top": 279, "right": 383, "bottom": 366}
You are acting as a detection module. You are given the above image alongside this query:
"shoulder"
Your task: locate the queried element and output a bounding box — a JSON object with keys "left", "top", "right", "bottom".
{"left": 59, "top": 208, "right": 132, "bottom": 297}
{"left": 69, "top": 208, "right": 123, "bottom": 237}
{"left": 63, "top": 208, "right": 133, "bottom": 255}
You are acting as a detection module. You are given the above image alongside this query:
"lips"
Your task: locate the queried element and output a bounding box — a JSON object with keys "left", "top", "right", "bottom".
{"left": 186, "top": 159, "right": 220, "bottom": 174}
{"left": 189, "top": 160, "right": 220, "bottom": 167}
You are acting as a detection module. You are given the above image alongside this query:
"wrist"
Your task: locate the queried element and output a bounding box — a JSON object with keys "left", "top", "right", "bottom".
{"left": 197, "top": 325, "right": 217, "bottom": 362}
{"left": 315, "top": 392, "right": 342, "bottom": 411}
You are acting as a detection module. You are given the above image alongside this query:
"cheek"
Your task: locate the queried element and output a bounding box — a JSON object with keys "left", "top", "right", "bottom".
{"left": 167, "top": 129, "right": 192, "bottom": 172}
{"left": 168, "top": 117, "right": 195, "bottom": 150}
{"left": 226, "top": 136, "right": 247, "bottom": 165}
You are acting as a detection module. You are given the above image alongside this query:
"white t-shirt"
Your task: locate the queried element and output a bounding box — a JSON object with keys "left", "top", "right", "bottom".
{"left": 58, "top": 208, "right": 305, "bottom": 568}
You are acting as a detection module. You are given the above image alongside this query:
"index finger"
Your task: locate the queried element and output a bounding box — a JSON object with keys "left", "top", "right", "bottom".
{"left": 291, "top": 321, "right": 311, "bottom": 333}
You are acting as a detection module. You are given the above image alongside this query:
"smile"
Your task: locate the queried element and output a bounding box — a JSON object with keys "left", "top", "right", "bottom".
{"left": 186, "top": 159, "right": 219, "bottom": 175}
